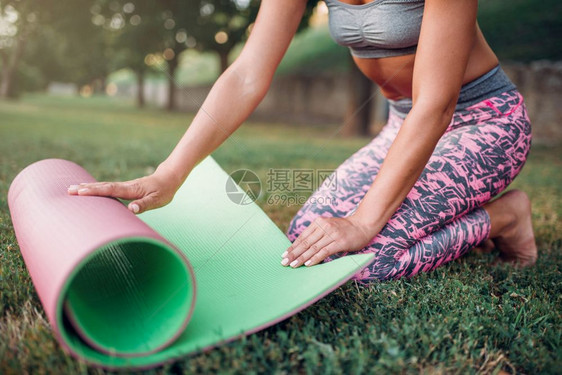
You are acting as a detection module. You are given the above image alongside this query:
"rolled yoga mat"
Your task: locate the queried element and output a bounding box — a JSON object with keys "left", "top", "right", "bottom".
{"left": 8, "top": 157, "right": 375, "bottom": 369}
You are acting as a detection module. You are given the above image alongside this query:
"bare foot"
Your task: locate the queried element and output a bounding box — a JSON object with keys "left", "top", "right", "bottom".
{"left": 486, "top": 190, "right": 537, "bottom": 267}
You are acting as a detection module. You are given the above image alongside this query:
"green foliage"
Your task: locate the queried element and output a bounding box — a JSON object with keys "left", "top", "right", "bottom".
{"left": 108, "top": 25, "right": 351, "bottom": 88}
{"left": 276, "top": 25, "right": 350, "bottom": 76}
{"left": 161, "top": 0, "right": 260, "bottom": 57}
{"left": 2, "top": 0, "right": 560, "bottom": 97}
{"left": 1, "top": 0, "right": 277, "bottom": 94}
{"left": 105, "top": 2, "right": 165, "bottom": 74}
{"left": 478, "top": 0, "right": 562, "bottom": 62}
{"left": 0, "top": 0, "right": 114, "bottom": 93}
{"left": 0, "top": 94, "right": 561, "bottom": 374}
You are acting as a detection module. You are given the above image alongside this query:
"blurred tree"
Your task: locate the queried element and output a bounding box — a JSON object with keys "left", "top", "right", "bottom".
{"left": 1, "top": 0, "right": 319, "bottom": 107}
{"left": 2, "top": 0, "right": 559, "bottom": 110}
{"left": 0, "top": 0, "right": 42, "bottom": 98}
{"left": 0, "top": 0, "right": 112, "bottom": 98}
{"left": 478, "top": 0, "right": 562, "bottom": 62}
{"left": 92, "top": 0, "right": 316, "bottom": 110}
{"left": 155, "top": 0, "right": 317, "bottom": 110}
{"left": 153, "top": 0, "right": 262, "bottom": 111}
{"left": 173, "top": 0, "right": 260, "bottom": 74}
{"left": 52, "top": 0, "right": 115, "bottom": 92}
{"left": 99, "top": 1, "right": 164, "bottom": 107}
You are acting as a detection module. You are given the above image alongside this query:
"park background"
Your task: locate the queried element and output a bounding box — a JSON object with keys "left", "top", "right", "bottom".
{"left": 0, "top": 0, "right": 561, "bottom": 373}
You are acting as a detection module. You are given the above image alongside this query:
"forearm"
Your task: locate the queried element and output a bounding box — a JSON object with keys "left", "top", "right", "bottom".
{"left": 351, "top": 0, "right": 478, "bottom": 232}
{"left": 283, "top": 104, "right": 455, "bottom": 268}
{"left": 351, "top": 105, "right": 452, "bottom": 236}
{"left": 152, "top": 0, "right": 307, "bottom": 190}
{"left": 156, "top": 63, "right": 269, "bottom": 187}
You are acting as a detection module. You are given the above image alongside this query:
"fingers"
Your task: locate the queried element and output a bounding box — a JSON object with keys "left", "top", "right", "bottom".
{"left": 128, "top": 202, "right": 141, "bottom": 214}
{"left": 128, "top": 194, "right": 160, "bottom": 215}
{"left": 66, "top": 175, "right": 172, "bottom": 215}
{"left": 282, "top": 218, "right": 340, "bottom": 268}
{"left": 288, "top": 236, "right": 336, "bottom": 268}
{"left": 303, "top": 241, "right": 339, "bottom": 267}
{"left": 281, "top": 220, "right": 321, "bottom": 264}
{"left": 282, "top": 216, "right": 373, "bottom": 270}
{"left": 284, "top": 226, "right": 322, "bottom": 261}
{"left": 68, "top": 181, "right": 141, "bottom": 200}
{"left": 289, "top": 221, "right": 319, "bottom": 249}
{"left": 67, "top": 184, "right": 83, "bottom": 195}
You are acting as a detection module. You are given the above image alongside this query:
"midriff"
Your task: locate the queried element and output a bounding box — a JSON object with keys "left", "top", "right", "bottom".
{"left": 338, "top": 0, "right": 500, "bottom": 101}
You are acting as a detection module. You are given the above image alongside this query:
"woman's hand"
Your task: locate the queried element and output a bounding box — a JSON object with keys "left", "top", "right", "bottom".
{"left": 67, "top": 165, "right": 182, "bottom": 214}
{"left": 281, "top": 215, "right": 375, "bottom": 268}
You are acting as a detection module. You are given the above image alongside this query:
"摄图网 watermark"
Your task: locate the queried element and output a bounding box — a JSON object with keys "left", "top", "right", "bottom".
{"left": 226, "top": 168, "right": 338, "bottom": 206}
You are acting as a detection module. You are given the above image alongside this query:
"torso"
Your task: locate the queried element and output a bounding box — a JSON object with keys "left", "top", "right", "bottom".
{"left": 329, "top": 0, "right": 499, "bottom": 100}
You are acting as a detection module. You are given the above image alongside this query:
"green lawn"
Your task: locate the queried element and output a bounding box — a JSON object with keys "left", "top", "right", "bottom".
{"left": 0, "top": 94, "right": 560, "bottom": 374}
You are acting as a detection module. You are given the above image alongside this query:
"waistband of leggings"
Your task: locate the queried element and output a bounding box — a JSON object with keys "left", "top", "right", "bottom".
{"left": 388, "top": 64, "right": 517, "bottom": 118}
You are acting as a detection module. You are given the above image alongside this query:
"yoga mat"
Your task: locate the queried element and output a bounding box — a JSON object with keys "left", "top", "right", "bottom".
{"left": 8, "top": 157, "right": 375, "bottom": 369}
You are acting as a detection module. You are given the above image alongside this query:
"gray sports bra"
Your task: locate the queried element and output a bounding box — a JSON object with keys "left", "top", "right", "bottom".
{"left": 325, "top": 0, "right": 425, "bottom": 58}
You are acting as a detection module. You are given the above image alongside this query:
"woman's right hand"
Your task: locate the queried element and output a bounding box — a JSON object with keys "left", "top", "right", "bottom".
{"left": 67, "top": 166, "right": 183, "bottom": 214}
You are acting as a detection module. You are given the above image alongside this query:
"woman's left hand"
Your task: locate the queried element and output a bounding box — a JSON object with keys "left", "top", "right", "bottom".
{"left": 281, "top": 215, "right": 375, "bottom": 268}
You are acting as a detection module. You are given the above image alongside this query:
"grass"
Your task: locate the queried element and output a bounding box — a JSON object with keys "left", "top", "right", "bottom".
{"left": 0, "top": 94, "right": 560, "bottom": 374}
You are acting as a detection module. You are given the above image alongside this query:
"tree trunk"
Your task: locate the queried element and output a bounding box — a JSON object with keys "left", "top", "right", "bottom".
{"left": 136, "top": 70, "right": 145, "bottom": 108}
{"left": 0, "top": 38, "right": 26, "bottom": 99}
{"left": 166, "top": 56, "right": 178, "bottom": 111}
{"left": 99, "top": 76, "right": 107, "bottom": 94}
{"left": 0, "top": 56, "right": 12, "bottom": 98}
{"left": 0, "top": 64, "right": 17, "bottom": 99}
{"left": 341, "top": 58, "right": 374, "bottom": 137}
{"left": 218, "top": 50, "right": 230, "bottom": 73}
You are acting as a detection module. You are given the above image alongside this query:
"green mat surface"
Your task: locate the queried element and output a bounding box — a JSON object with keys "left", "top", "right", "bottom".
{"left": 8, "top": 157, "right": 374, "bottom": 369}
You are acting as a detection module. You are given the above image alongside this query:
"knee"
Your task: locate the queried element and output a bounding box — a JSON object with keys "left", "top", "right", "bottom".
{"left": 350, "top": 262, "right": 398, "bottom": 283}
{"left": 362, "top": 259, "right": 404, "bottom": 281}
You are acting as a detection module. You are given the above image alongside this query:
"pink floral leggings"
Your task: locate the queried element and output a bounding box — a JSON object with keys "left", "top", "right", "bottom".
{"left": 286, "top": 89, "right": 532, "bottom": 282}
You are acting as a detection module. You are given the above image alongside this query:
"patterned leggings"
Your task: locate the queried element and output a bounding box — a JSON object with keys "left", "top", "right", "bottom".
{"left": 286, "top": 89, "right": 532, "bottom": 282}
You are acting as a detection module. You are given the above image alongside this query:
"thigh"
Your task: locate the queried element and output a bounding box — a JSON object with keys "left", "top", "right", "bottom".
{"left": 286, "top": 113, "right": 403, "bottom": 241}
{"left": 365, "top": 90, "right": 532, "bottom": 260}
{"left": 354, "top": 207, "right": 491, "bottom": 282}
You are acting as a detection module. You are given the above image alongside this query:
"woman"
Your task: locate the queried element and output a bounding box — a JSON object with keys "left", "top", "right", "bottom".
{"left": 69, "top": 0, "right": 537, "bottom": 282}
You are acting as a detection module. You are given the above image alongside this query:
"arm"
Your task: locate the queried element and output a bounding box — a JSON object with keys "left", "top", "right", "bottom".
{"left": 159, "top": 0, "right": 307, "bottom": 184}
{"left": 284, "top": 0, "right": 478, "bottom": 267}
{"left": 70, "top": 0, "right": 307, "bottom": 213}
